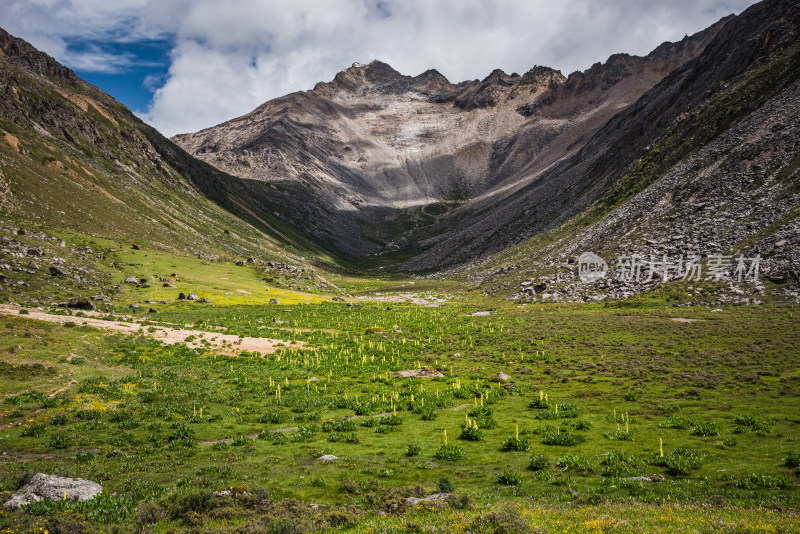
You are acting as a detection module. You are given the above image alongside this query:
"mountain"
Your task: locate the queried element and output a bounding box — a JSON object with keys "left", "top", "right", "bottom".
{"left": 0, "top": 28, "right": 322, "bottom": 265}
{"left": 172, "top": 16, "right": 729, "bottom": 260}
{"left": 173, "top": 0, "right": 800, "bottom": 303}
{"left": 450, "top": 0, "right": 800, "bottom": 302}
{"left": 2, "top": 0, "right": 798, "bottom": 305}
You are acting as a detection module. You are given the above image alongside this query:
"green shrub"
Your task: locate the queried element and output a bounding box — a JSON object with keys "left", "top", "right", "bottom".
{"left": 232, "top": 434, "right": 253, "bottom": 446}
{"left": 458, "top": 425, "right": 484, "bottom": 441}
{"left": 135, "top": 501, "right": 168, "bottom": 526}
{"left": 438, "top": 476, "right": 454, "bottom": 493}
{"left": 258, "top": 410, "right": 289, "bottom": 424}
{"left": 528, "top": 398, "right": 551, "bottom": 409}
{"left": 500, "top": 436, "right": 530, "bottom": 452}
{"left": 785, "top": 452, "right": 800, "bottom": 469}
{"left": 468, "top": 406, "right": 494, "bottom": 417}
{"left": 46, "top": 431, "right": 73, "bottom": 449}
{"left": 168, "top": 490, "right": 213, "bottom": 519}
{"left": 291, "top": 425, "right": 317, "bottom": 442}
{"left": 534, "top": 403, "right": 579, "bottom": 420}
{"left": 327, "top": 432, "right": 358, "bottom": 443}
{"left": 50, "top": 413, "right": 70, "bottom": 426}
{"left": 604, "top": 430, "right": 634, "bottom": 441}
{"left": 657, "top": 403, "right": 681, "bottom": 413}
{"left": 649, "top": 448, "right": 709, "bottom": 476}
{"left": 735, "top": 473, "right": 792, "bottom": 490}
{"left": 733, "top": 414, "right": 775, "bottom": 436}
{"left": 21, "top": 423, "right": 47, "bottom": 437}
{"left": 573, "top": 420, "right": 593, "bottom": 431}
{"left": 528, "top": 455, "right": 550, "bottom": 471}
{"left": 379, "top": 414, "right": 403, "bottom": 426}
{"left": 434, "top": 444, "right": 465, "bottom": 461}
{"left": 600, "top": 451, "right": 645, "bottom": 478}
{"left": 405, "top": 444, "right": 421, "bottom": 457}
{"left": 556, "top": 455, "right": 594, "bottom": 474}
{"left": 321, "top": 419, "right": 357, "bottom": 432}
{"left": 495, "top": 471, "right": 522, "bottom": 486}
{"left": 624, "top": 391, "right": 640, "bottom": 401}
{"left": 419, "top": 407, "right": 438, "bottom": 420}
{"left": 691, "top": 422, "right": 721, "bottom": 437}
{"left": 659, "top": 415, "right": 694, "bottom": 430}
{"left": 471, "top": 508, "right": 530, "bottom": 534}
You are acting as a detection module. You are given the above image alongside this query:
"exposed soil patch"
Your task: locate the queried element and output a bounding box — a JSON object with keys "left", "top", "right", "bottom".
{"left": 0, "top": 305, "right": 301, "bottom": 355}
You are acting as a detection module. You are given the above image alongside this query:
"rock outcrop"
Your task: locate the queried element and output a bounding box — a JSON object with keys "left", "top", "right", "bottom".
{"left": 4, "top": 474, "right": 102, "bottom": 507}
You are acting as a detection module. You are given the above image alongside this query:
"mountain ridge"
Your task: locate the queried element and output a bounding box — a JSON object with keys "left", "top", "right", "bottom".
{"left": 173, "top": 15, "right": 731, "bottom": 259}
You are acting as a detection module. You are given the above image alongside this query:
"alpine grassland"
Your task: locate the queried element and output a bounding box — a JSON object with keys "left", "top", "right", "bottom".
{"left": 0, "top": 235, "right": 798, "bottom": 532}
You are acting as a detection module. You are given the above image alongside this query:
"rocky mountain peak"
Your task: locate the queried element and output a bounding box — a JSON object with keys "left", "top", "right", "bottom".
{"left": 313, "top": 59, "right": 455, "bottom": 99}
{"left": 0, "top": 28, "right": 76, "bottom": 81}
{"left": 519, "top": 66, "right": 566, "bottom": 86}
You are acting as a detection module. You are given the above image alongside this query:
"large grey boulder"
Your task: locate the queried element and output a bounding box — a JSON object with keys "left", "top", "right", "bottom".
{"left": 57, "top": 297, "right": 97, "bottom": 311}
{"left": 4, "top": 473, "right": 102, "bottom": 507}
{"left": 406, "top": 493, "right": 450, "bottom": 506}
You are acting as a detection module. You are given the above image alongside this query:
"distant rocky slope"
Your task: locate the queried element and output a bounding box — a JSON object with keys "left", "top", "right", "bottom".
{"left": 175, "top": 0, "right": 799, "bottom": 303}
{"left": 446, "top": 0, "right": 800, "bottom": 303}
{"left": 173, "top": 17, "right": 728, "bottom": 257}
{"left": 0, "top": 28, "right": 318, "bottom": 264}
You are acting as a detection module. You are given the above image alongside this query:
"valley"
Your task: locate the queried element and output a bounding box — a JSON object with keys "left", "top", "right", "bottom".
{"left": 0, "top": 0, "right": 799, "bottom": 532}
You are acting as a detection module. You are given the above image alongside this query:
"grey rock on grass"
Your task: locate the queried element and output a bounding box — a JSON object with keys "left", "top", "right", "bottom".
{"left": 4, "top": 473, "right": 102, "bottom": 507}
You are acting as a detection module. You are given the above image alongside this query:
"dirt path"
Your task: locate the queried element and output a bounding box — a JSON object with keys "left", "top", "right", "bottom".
{"left": 0, "top": 304, "right": 302, "bottom": 356}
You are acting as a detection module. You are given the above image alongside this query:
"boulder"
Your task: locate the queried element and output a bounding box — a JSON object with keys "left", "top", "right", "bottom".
{"left": 332, "top": 296, "right": 345, "bottom": 302}
{"left": 317, "top": 454, "right": 339, "bottom": 462}
{"left": 198, "top": 298, "right": 210, "bottom": 303}
{"left": 26, "top": 247, "right": 43, "bottom": 257}
{"left": 394, "top": 367, "right": 444, "bottom": 379}
{"left": 131, "top": 244, "right": 141, "bottom": 250}
{"left": 406, "top": 493, "right": 450, "bottom": 506}
{"left": 178, "top": 292, "right": 187, "bottom": 300}
{"left": 4, "top": 473, "right": 102, "bottom": 507}
{"left": 124, "top": 276, "right": 138, "bottom": 284}
{"left": 57, "top": 297, "right": 96, "bottom": 311}
{"left": 269, "top": 298, "right": 280, "bottom": 304}
{"left": 187, "top": 292, "right": 199, "bottom": 301}
{"left": 497, "top": 372, "right": 512, "bottom": 382}
{"left": 27, "top": 261, "right": 39, "bottom": 270}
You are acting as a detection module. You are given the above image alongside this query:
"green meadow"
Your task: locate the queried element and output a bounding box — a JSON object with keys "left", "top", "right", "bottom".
{"left": 0, "top": 242, "right": 799, "bottom": 533}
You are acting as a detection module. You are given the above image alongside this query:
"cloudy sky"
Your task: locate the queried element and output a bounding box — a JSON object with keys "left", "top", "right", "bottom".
{"left": 2, "top": 0, "right": 758, "bottom": 136}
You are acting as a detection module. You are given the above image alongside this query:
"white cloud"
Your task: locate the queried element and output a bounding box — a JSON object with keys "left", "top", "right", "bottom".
{"left": 1, "top": 0, "right": 759, "bottom": 136}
